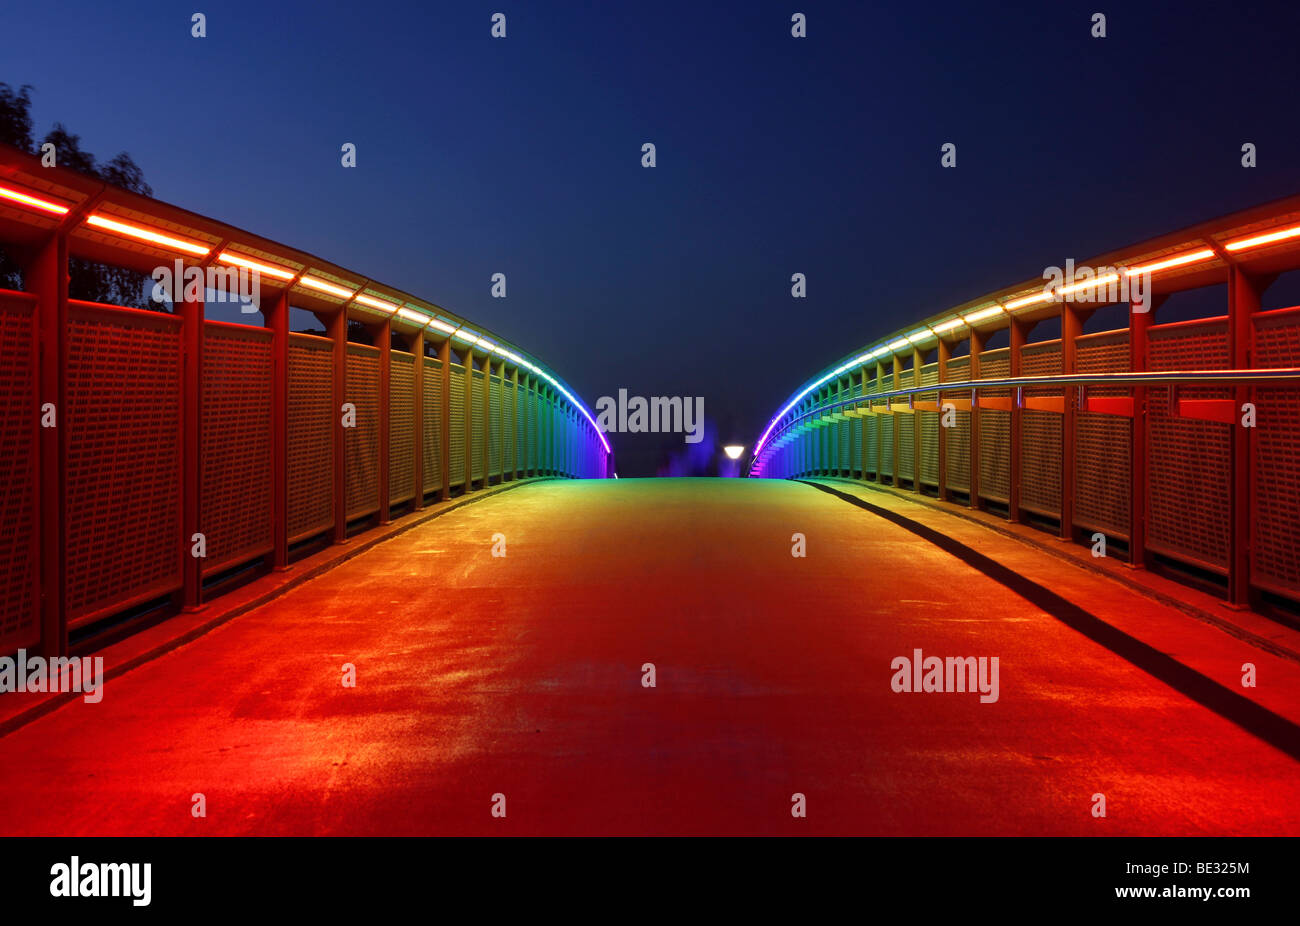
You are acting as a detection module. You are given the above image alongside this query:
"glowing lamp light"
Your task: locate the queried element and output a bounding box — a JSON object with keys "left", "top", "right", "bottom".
{"left": 396, "top": 307, "right": 428, "bottom": 325}
{"left": 1125, "top": 248, "right": 1215, "bottom": 275}
{"left": 217, "top": 251, "right": 295, "bottom": 280}
{"left": 887, "top": 338, "right": 910, "bottom": 352}
{"left": 1224, "top": 223, "right": 1300, "bottom": 252}
{"left": 85, "top": 214, "right": 210, "bottom": 256}
{"left": 723, "top": 445, "right": 745, "bottom": 460}
{"left": 905, "top": 329, "right": 933, "bottom": 343}
{"left": 1004, "top": 292, "right": 1051, "bottom": 310}
{"left": 963, "top": 306, "right": 1004, "bottom": 323}
{"left": 298, "top": 275, "right": 355, "bottom": 299}
{"left": 932, "top": 317, "right": 964, "bottom": 333}
{"left": 355, "top": 293, "right": 400, "bottom": 313}
{"left": 1056, "top": 272, "right": 1119, "bottom": 297}
{"left": 0, "top": 183, "right": 70, "bottom": 216}
{"left": 427, "top": 318, "right": 456, "bottom": 334}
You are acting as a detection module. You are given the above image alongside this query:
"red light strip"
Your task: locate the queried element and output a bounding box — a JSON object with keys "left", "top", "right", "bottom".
{"left": 298, "top": 275, "right": 356, "bottom": 299}
{"left": 0, "top": 183, "right": 69, "bottom": 216}
{"left": 85, "top": 214, "right": 210, "bottom": 256}
{"left": 217, "top": 251, "right": 296, "bottom": 280}
{"left": 1125, "top": 248, "right": 1215, "bottom": 275}
{"left": 1224, "top": 222, "right": 1300, "bottom": 252}
{"left": 355, "top": 292, "right": 400, "bottom": 312}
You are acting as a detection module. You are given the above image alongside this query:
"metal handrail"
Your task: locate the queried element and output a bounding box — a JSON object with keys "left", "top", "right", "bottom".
{"left": 753, "top": 368, "right": 1300, "bottom": 464}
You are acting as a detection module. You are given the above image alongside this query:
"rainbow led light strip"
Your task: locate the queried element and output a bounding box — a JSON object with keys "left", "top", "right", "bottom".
{"left": 0, "top": 178, "right": 610, "bottom": 455}
{"left": 752, "top": 226, "right": 1300, "bottom": 457}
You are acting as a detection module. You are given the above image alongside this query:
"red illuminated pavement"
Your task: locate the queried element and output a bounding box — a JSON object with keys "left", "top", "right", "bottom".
{"left": 2, "top": 478, "right": 1299, "bottom": 836}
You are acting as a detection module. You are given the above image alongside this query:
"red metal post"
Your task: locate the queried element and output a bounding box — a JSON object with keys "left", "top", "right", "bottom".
{"left": 464, "top": 348, "right": 475, "bottom": 489}
{"left": 439, "top": 337, "right": 451, "bottom": 499}
{"left": 912, "top": 347, "right": 924, "bottom": 493}
{"left": 937, "top": 338, "right": 950, "bottom": 502}
{"left": 410, "top": 331, "right": 425, "bottom": 510}
{"left": 969, "top": 329, "right": 985, "bottom": 510}
{"left": 1228, "top": 267, "right": 1262, "bottom": 607}
{"left": 1129, "top": 296, "right": 1154, "bottom": 570}
{"left": 509, "top": 364, "right": 519, "bottom": 479}
{"left": 27, "top": 232, "right": 68, "bottom": 657}
{"left": 180, "top": 288, "right": 204, "bottom": 610}
{"left": 267, "top": 290, "right": 289, "bottom": 569}
{"left": 328, "top": 308, "right": 347, "bottom": 543}
{"left": 376, "top": 317, "right": 391, "bottom": 525}
{"left": 1060, "top": 305, "right": 1082, "bottom": 540}
{"left": 1008, "top": 319, "right": 1025, "bottom": 523}
{"left": 892, "top": 355, "right": 903, "bottom": 488}
{"left": 875, "top": 360, "right": 887, "bottom": 483}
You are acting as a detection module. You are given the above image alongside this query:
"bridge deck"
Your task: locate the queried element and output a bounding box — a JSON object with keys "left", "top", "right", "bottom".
{"left": 1, "top": 478, "right": 1298, "bottom": 835}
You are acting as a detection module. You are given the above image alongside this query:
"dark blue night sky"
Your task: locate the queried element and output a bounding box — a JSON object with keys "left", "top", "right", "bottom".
{"left": 7, "top": 0, "right": 1300, "bottom": 473}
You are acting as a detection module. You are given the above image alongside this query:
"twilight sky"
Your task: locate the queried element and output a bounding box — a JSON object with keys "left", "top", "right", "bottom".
{"left": 7, "top": 0, "right": 1300, "bottom": 473}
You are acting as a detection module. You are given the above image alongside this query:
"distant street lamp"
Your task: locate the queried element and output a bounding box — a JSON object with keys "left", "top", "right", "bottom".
{"left": 722, "top": 445, "right": 745, "bottom": 460}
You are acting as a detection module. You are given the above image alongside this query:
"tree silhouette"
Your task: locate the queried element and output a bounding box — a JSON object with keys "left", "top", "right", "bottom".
{"left": 0, "top": 82, "right": 157, "bottom": 308}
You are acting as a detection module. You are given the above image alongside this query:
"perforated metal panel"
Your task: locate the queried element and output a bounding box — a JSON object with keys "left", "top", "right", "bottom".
{"left": 977, "top": 348, "right": 1011, "bottom": 503}
{"left": 837, "top": 417, "right": 850, "bottom": 471}
{"left": 897, "top": 406, "right": 915, "bottom": 482}
{"left": 65, "top": 302, "right": 182, "bottom": 624}
{"left": 850, "top": 413, "right": 861, "bottom": 475}
{"left": 1020, "top": 341, "right": 1062, "bottom": 518}
{"left": 919, "top": 364, "right": 939, "bottom": 487}
{"left": 345, "top": 345, "right": 380, "bottom": 518}
{"left": 880, "top": 414, "right": 894, "bottom": 478}
{"left": 944, "top": 356, "right": 970, "bottom": 492}
{"left": 422, "top": 357, "right": 443, "bottom": 494}
{"left": 489, "top": 374, "right": 503, "bottom": 477}
{"left": 516, "top": 381, "right": 528, "bottom": 473}
{"left": 448, "top": 364, "right": 466, "bottom": 486}
{"left": 865, "top": 414, "right": 878, "bottom": 476}
{"left": 527, "top": 385, "right": 538, "bottom": 471}
{"left": 1074, "top": 331, "right": 1130, "bottom": 538}
{"left": 287, "top": 334, "right": 334, "bottom": 542}
{"left": 1252, "top": 309, "right": 1300, "bottom": 598}
{"left": 389, "top": 352, "right": 415, "bottom": 504}
{"left": 0, "top": 292, "right": 37, "bottom": 651}
{"left": 1147, "top": 320, "right": 1230, "bottom": 571}
{"left": 471, "top": 370, "right": 486, "bottom": 481}
{"left": 504, "top": 378, "right": 516, "bottom": 476}
{"left": 201, "top": 323, "right": 272, "bottom": 575}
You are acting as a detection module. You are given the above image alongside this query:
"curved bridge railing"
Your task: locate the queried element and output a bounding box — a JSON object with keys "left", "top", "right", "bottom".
{"left": 751, "top": 193, "right": 1300, "bottom": 614}
{"left": 0, "top": 143, "right": 609, "bottom": 657}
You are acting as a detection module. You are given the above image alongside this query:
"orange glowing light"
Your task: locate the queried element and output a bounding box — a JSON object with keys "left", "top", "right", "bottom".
{"left": 1004, "top": 292, "right": 1051, "bottom": 310}
{"left": 1224, "top": 223, "right": 1300, "bottom": 252}
{"left": 1057, "top": 272, "right": 1119, "bottom": 296}
{"left": 355, "top": 293, "right": 400, "bottom": 312}
{"left": 85, "top": 214, "right": 210, "bottom": 255}
{"left": 0, "top": 183, "right": 70, "bottom": 216}
{"left": 298, "top": 275, "right": 356, "bottom": 299}
{"left": 1125, "top": 248, "right": 1215, "bottom": 275}
{"left": 963, "top": 306, "right": 1005, "bottom": 323}
{"left": 217, "top": 251, "right": 296, "bottom": 280}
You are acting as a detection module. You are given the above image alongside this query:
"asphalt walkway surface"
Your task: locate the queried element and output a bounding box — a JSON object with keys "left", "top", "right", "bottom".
{"left": 1, "top": 478, "right": 1297, "bottom": 835}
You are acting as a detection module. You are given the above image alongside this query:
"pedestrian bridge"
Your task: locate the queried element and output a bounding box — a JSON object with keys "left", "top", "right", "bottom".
{"left": 1, "top": 143, "right": 1299, "bottom": 835}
